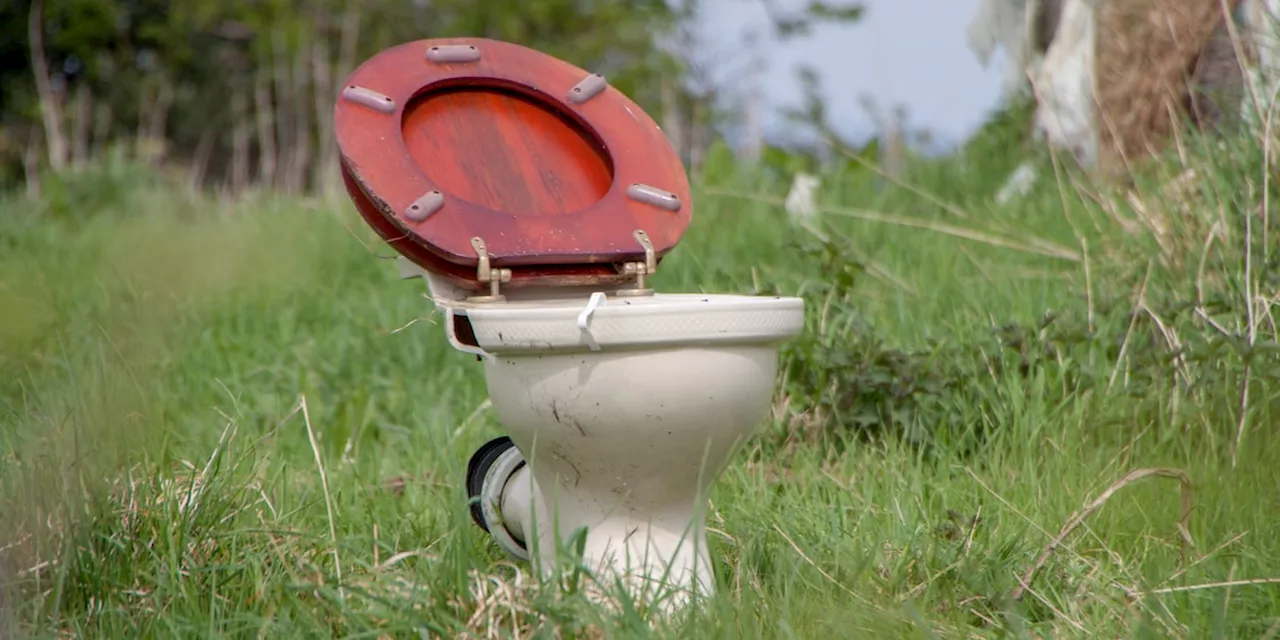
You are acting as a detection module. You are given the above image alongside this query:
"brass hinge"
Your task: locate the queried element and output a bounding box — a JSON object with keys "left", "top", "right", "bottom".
{"left": 617, "top": 229, "right": 656, "bottom": 297}
{"left": 468, "top": 236, "right": 512, "bottom": 302}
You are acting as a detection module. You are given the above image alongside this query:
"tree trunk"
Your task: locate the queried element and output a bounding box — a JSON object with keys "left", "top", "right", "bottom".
{"left": 190, "top": 128, "right": 215, "bottom": 193}
{"left": 289, "top": 36, "right": 312, "bottom": 193}
{"left": 70, "top": 83, "right": 91, "bottom": 169}
{"left": 336, "top": 0, "right": 361, "bottom": 87}
{"left": 312, "top": 19, "right": 336, "bottom": 195}
{"left": 272, "top": 26, "right": 296, "bottom": 192}
{"left": 143, "top": 76, "right": 174, "bottom": 165}
{"left": 231, "top": 80, "right": 250, "bottom": 192}
{"left": 254, "top": 65, "right": 278, "bottom": 187}
{"left": 327, "top": 0, "right": 362, "bottom": 197}
{"left": 28, "top": 0, "right": 67, "bottom": 171}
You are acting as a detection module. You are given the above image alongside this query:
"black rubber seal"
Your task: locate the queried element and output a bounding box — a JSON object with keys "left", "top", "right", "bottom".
{"left": 465, "top": 436, "right": 517, "bottom": 532}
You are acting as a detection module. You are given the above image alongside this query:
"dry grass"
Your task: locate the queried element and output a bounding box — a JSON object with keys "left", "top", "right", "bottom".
{"left": 1094, "top": 0, "right": 1247, "bottom": 174}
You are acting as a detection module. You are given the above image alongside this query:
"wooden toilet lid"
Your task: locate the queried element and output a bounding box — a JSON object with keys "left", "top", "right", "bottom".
{"left": 334, "top": 37, "right": 692, "bottom": 290}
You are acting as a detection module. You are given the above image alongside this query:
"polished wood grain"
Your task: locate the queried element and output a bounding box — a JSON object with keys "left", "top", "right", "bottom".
{"left": 334, "top": 37, "right": 692, "bottom": 289}
{"left": 401, "top": 87, "right": 614, "bottom": 217}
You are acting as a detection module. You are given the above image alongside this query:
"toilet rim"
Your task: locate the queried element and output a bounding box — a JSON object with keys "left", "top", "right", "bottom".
{"left": 447, "top": 293, "right": 807, "bottom": 355}
{"left": 334, "top": 37, "right": 693, "bottom": 288}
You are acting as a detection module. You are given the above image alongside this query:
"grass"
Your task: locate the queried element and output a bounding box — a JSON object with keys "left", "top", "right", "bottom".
{"left": 0, "top": 128, "right": 1277, "bottom": 638}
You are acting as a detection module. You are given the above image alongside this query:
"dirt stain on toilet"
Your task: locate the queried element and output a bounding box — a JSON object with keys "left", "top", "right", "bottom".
{"left": 549, "top": 444, "right": 584, "bottom": 487}
{"left": 550, "top": 399, "right": 588, "bottom": 437}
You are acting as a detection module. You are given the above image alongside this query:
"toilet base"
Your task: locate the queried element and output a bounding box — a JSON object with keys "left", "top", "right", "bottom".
{"left": 467, "top": 438, "right": 717, "bottom": 612}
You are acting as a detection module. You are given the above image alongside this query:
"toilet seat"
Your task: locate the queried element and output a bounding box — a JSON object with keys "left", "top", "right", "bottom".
{"left": 335, "top": 37, "right": 692, "bottom": 292}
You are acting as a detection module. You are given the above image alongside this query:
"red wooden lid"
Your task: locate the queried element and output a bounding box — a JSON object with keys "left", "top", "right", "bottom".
{"left": 334, "top": 37, "right": 692, "bottom": 290}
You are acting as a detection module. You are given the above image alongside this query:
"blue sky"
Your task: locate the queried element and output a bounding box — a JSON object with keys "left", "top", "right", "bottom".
{"left": 698, "top": 0, "right": 1013, "bottom": 148}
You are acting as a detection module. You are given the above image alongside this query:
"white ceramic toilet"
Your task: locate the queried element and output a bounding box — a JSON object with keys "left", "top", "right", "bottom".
{"left": 334, "top": 37, "right": 805, "bottom": 610}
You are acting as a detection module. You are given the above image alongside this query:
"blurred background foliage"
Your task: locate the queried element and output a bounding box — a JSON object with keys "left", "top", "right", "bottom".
{"left": 0, "top": 0, "right": 886, "bottom": 196}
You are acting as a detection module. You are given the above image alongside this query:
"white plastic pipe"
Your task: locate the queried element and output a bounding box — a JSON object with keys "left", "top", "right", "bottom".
{"left": 478, "top": 446, "right": 532, "bottom": 561}
{"left": 497, "top": 464, "right": 533, "bottom": 551}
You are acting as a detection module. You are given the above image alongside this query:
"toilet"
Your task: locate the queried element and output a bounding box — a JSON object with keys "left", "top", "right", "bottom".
{"left": 334, "top": 37, "right": 806, "bottom": 610}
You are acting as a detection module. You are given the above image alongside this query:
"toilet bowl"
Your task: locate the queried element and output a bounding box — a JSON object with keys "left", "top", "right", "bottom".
{"left": 334, "top": 37, "right": 805, "bottom": 610}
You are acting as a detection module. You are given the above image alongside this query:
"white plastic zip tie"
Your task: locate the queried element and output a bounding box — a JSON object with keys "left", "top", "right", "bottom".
{"left": 576, "top": 292, "right": 608, "bottom": 352}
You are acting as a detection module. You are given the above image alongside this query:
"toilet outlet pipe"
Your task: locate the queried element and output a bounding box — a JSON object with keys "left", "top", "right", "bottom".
{"left": 465, "top": 434, "right": 722, "bottom": 612}
{"left": 467, "top": 437, "right": 532, "bottom": 561}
